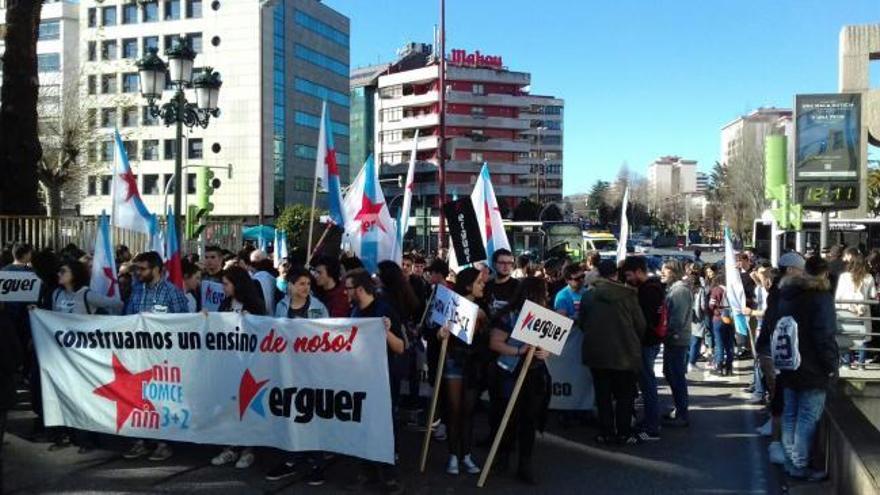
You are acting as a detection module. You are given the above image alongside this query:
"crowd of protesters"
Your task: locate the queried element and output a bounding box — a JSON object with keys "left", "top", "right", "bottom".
{"left": 0, "top": 237, "right": 869, "bottom": 491}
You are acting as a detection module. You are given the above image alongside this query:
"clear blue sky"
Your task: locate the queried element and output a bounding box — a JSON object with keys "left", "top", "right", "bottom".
{"left": 325, "top": 0, "right": 880, "bottom": 196}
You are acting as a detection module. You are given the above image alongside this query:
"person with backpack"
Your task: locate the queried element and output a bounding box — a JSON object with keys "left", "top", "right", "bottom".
{"left": 709, "top": 269, "right": 735, "bottom": 376}
{"left": 621, "top": 256, "right": 665, "bottom": 441}
{"left": 661, "top": 260, "right": 693, "bottom": 427}
{"left": 50, "top": 260, "right": 123, "bottom": 452}
{"left": 773, "top": 256, "right": 838, "bottom": 481}
{"left": 688, "top": 263, "right": 710, "bottom": 373}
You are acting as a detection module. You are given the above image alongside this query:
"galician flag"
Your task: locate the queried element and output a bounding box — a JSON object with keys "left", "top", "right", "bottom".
{"left": 470, "top": 163, "right": 510, "bottom": 264}
{"left": 343, "top": 155, "right": 397, "bottom": 274}
{"left": 90, "top": 212, "right": 121, "bottom": 306}
{"left": 723, "top": 227, "right": 750, "bottom": 336}
{"left": 390, "top": 130, "right": 420, "bottom": 263}
{"left": 164, "top": 207, "right": 183, "bottom": 290}
{"left": 316, "top": 100, "right": 346, "bottom": 227}
{"left": 616, "top": 187, "right": 629, "bottom": 264}
{"left": 148, "top": 214, "right": 164, "bottom": 259}
{"left": 277, "top": 230, "right": 289, "bottom": 266}
{"left": 110, "top": 129, "right": 153, "bottom": 234}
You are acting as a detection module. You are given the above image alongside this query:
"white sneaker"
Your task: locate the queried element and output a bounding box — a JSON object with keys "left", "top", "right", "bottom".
{"left": 768, "top": 441, "right": 785, "bottom": 465}
{"left": 211, "top": 447, "right": 239, "bottom": 466}
{"left": 446, "top": 455, "right": 459, "bottom": 475}
{"left": 756, "top": 419, "right": 772, "bottom": 437}
{"left": 123, "top": 440, "right": 149, "bottom": 460}
{"left": 235, "top": 448, "right": 255, "bottom": 469}
{"left": 433, "top": 423, "right": 447, "bottom": 441}
{"left": 461, "top": 454, "right": 481, "bottom": 474}
{"left": 148, "top": 442, "right": 173, "bottom": 461}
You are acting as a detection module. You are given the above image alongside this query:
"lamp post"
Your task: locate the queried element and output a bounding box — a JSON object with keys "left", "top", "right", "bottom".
{"left": 136, "top": 38, "right": 222, "bottom": 243}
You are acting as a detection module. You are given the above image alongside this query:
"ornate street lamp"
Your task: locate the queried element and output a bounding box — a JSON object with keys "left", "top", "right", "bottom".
{"left": 135, "top": 37, "right": 222, "bottom": 244}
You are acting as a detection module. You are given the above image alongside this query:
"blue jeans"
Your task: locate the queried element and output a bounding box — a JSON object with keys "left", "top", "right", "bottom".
{"left": 638, "top": 345, "right": 661, "bottom": 434}
{"left": 662, "top": 345, "right": 689, "bottom": 420}
{"left": 712, "top": 319, "right": 735, "bottom": 369}
{"left": 688, "top": 335, "right": 702, "bottom": 366}
{"left": 782, "top": 388, "right": 826, "bottom": 469}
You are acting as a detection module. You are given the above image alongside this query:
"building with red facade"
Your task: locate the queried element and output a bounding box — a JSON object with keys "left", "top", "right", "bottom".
{"left": 357, "top": 44, "right": 563, "bottom": 229}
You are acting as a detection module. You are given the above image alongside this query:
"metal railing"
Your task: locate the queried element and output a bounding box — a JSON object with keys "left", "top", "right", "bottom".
{"left": 834, "top": 298, "right": 880, "bottom": 378}
{"left": 0, "top": 216, "right": 243, "bottom": 254}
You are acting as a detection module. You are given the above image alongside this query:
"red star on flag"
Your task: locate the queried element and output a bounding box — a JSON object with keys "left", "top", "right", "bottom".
{"left": 119, "top": 169, "right": 139, "bottom": 202}
{"left": 102, "top": 267, "right": 119, "bottom": 297}
{"left": 325, "top": 148, "right": 339, "bottom": 176}
{"left": 355, "top": 196, "right": 387, "bottom": 233}
{"left": 93, "top": 354, "right": 155, "bottom": 433}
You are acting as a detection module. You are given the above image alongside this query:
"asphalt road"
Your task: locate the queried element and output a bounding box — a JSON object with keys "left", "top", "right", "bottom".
{"left": 3, "top": 359, "right": 786, "bottom": 495}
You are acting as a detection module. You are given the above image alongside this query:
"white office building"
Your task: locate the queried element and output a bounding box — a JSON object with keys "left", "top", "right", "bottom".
{"left": 75, "top": 0, "right": 349, "bottom": 219}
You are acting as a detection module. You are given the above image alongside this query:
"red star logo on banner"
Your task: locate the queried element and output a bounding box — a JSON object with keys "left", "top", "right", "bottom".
{"left": 355, "top": 196, "right": 387, "bottom": 233}
{"left": 325, "top": 148, "right": 339, "bottom": 176}
{"left": 102, "top": 267, "right": 118, "bottom": 297}
{"left": 119, "top": 169, "right": 139, "bottom": 202}
{"left": 93, "top": 354, "right": 154, "bottom": 433}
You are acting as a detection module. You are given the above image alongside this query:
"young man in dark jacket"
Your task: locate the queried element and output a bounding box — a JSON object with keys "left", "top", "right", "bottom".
{"left": 776, "top": 256, "right": 838, "bottom": 481}
{"left": 580, "top": 260, "right": 646, "bottom": 445}
{"left": 621, "top": 256, "right": 665, "bottom": 440}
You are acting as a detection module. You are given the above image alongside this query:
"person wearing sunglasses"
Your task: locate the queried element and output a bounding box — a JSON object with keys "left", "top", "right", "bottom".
{"left": 554, "top": 264, "right": 587, "bottom": 319}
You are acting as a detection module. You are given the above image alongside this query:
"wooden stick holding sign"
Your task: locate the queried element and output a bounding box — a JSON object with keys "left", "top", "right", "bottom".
{"left": 477, "top": 299, "right": 574, "bottom": 488}
{"left": 420, "top": 284, "right": 480, "bottom": 472}
{"left": 419, "top": 334, "right": 448, "bottom": 473}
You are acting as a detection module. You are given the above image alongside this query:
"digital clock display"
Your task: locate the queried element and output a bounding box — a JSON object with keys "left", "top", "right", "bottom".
{"left": 796, "top": 182, "right": 859, "bottom": 209}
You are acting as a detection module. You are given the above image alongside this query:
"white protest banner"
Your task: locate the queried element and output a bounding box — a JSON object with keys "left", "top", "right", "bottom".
{"left": 0, "top": 271, "right": 42, "bottom": 302}
{"left": 29, "top": 310, "right": 394, "bottom": 463}
{"left": 428, "top": 284, "right": 479, "bottom": 345}
{"left": 545, "top": 330, "right": 594, "bottom": 410}
{"left": 510, "top": 299, "right": 574, "bottom": 356}
{"left": 200, "top": 280, "right": 225, "bottom": 312}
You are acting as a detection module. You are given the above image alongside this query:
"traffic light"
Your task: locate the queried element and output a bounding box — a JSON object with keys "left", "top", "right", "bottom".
{"left": 185, "top": 204, "right": 198, "bottom": 240}
{"left": 197, "top": 167, "right": 219, "bottom": 215}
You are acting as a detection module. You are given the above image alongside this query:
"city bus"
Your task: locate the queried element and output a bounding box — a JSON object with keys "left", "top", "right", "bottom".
{"left": 752, "top": 217, "right": 880, "bottom": 258}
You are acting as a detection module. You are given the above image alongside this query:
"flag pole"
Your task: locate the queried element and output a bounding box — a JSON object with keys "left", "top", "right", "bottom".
{"left": 306, "top": 169, "right": 320, "bottom": 260}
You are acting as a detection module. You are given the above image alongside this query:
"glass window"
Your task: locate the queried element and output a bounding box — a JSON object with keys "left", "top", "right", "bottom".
{"left": 186, "top": 173, "right": 196, "bottom": 194}
{"left": 164, "top": 35, "right": 177, "bottom": 51}
{"left": 142, "top": 140, "right": 160, "bottom": 160}
{"left": 38, "top": 20, "right": 60, "bottom": 41}
{"left": 188, "top": 138, "right": 203, "bottom": 159}
{"left": 294, "top": 144, "right": 317, "bottom": 160}
{"left": 470, "top": 152, "right": 483, "bottom": 162}
{"left": 100, "top": 175, "right": 112, "bottom": 195}
{"left": 143, "top": 107, "right": 159, "bottom": 126}
{"left": 293, "top": 44, "right": 348, "bottom": 77}
{"left": 123, "top": 141, "right": 138, "bottom": 160}
{"left": 88, "top": 176, "right": 97, "bottom": 196}
{"left": 88, "top": 41, "right": 96, "bottom": 62}
{"left": 293, "top": 10, "right": 348, "bottom": 46}
{"left": 102, "top": 40, "right": 118, "bottom": 61}
{"left": 87, "top": 8, "right": 97, "bottom": 28}
{"left": 37, "top": 53, "right": 60, "bottom": 72}
{"left": 471, "top": 106, "right": 484, "bottom": 115}
{"left": 101, "top": 108, "right": 117, "bottom": 127}
{"left": 101, "top": 74, "right": 117, "bottom": 94}
{"left": 122, "top": 3, "right": 138, "bottom": 24}
{"left": 186, "top": 33, "right": 203, "bottom": 54}
{"left": 88, "top": 143, "right": 98, "bottom": 162}
{"left": 100, "top": 141, "right": 115, "bottom": 162}
{"left": 122, "top": 38, "right": 138, "bottom": 59}
{"left": 87, "top": 109, "right": 97, "bottom": 129}
{"left": 165, "top": 0, "right": 181, "bottom": 20}
{"left": 143, "top": 36, "right": 159, "bottom": 54}
{"left": 122, "top": 73, "right": 138, "bottom": 93}
{"left": 87, "top": 75, "right": 97, "bottom": 95}
{"left": 102, "top": 6, "right": 117, "bottom": 27}
{"left": 122, "top": 107, "right": 139, "bottom": 127}
{"left": 143, "top": 174, "right": 161, "bottom": 195}
{"left": 142, "top": 1, "right": 159, "bottom": 22}
{"left": 293, "top": 78, "right": 349, "bottom": 107}
{"left": 164, "top": 139, "right": 177, "bottom": 160}
{"left": 186, "top": 0, "right": 202, "bottom": 18}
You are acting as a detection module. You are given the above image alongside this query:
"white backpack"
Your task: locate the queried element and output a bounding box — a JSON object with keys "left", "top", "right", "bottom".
{"left": 772, "top": 316, "right": 801, "bottom": 370}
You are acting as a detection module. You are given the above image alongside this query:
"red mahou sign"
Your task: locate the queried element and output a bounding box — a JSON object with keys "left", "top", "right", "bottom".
{"left": 449, "top": 49, "right": 503, "bottom": 69}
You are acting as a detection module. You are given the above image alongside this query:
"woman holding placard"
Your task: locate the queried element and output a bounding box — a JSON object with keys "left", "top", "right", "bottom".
{"left": 437, "top": 267, "right": 489, "bottom": 476}
{"left": 488, "top": 277, "right": 552, "bottom": 485}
